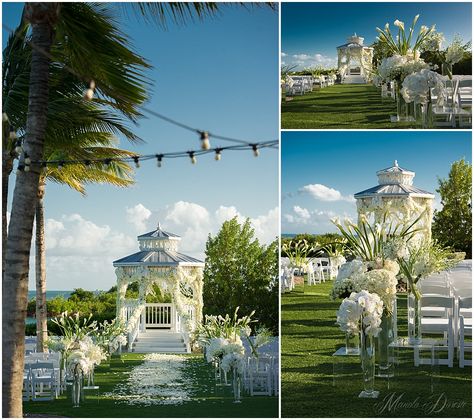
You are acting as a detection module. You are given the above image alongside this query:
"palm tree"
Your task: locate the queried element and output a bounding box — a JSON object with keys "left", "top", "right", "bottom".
{"left": 3, "top": 3, "right": 276, "bottom": 416}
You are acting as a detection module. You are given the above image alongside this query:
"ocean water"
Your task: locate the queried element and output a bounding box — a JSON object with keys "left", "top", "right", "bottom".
{"left": 27, "top": 290, "right": 72, "bottom": 301}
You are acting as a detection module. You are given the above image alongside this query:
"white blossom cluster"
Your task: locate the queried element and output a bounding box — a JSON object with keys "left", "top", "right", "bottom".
{"left": 337, "top": 290, "right": 384, "bottom": 338}
{"left": 353, "top": 268, "right": 398, "bottom": 313}
{"left": 205, "top": 336, "right": 245, "bottom": 363}
{"left": 67, "top": 336, "right": 107, "bottom": 376}
{"left": 377, "top": 54, "right": 429, "bottom": 83}
{"left": 446, "top": 42, "right": 465, "bottom": 65}
{"left": 401, "top": 69, "right": 446, "bottom": 104}
{"left": 221, "top": 352, "right": 245, "bottom": 374}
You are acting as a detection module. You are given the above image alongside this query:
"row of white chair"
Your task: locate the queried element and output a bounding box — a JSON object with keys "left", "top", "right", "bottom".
{"left": 242, "top": 354, "right": 279, "bottom": 397}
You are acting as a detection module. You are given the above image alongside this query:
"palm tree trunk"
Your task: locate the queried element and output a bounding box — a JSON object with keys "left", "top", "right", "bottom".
{"left": 2, "top": 4, "right": 57, "bottom": 416}
{"left": 35, "top": 178, "right": 47, "bottom": 352}
{"left": 2, "top": 148, "right": 13, "bottom": 274}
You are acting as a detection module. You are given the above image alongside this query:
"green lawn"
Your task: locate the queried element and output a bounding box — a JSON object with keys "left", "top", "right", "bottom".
{"left": 281, "top": 281, "right": 472, "bottom": 418}
{"left": 23, "top": 353, "right": 278, "bottom": 418}
{"left": 281, "top": 84, "right": 418, "bottom": 129}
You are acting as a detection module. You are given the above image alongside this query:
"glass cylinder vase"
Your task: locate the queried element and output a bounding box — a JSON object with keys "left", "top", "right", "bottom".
{"left": 359, "top": 325, "right": 378, "bottom": 398}
{"left": 345, "top": 332, "right": 360, "bottom": 355}
{"left": 407, "top": 283, "right": 422, "bottom": 345}
{"left": 213, "top": 357, "right": 221, "bottom": 383}
{"left": 232, "top": 367, "right": 242, "bottom": 403}
{"left": 375, "top": 310, "right": 394, "bottom": 378}
{"left": 72, "top": 370, "right": 83, "bottom": 408}
{"left": 394, "top": 81, "right": 415, "bottom": 123}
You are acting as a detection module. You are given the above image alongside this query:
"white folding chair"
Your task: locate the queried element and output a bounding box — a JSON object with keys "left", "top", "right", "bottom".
{"left": 30, "top": 362, "right": 57, "bottom": 401}
{"left": 418, "top": 295, "right": 455, "bottom": 367}
{"left": 23, "top": 363, "right": 32, "bottom": 401}
{"left": 458, "top": 296, "right": 472, "bottom": 368}
{"left": 248, "top": 356, "right": 272, "bottom": 396}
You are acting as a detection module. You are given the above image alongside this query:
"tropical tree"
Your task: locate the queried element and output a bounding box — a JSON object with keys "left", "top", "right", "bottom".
{"left": 203, "top": 218, "right": 279, "bottom": 334}
{"left": 432, "top": 159, "right": 472, "bottom": 258}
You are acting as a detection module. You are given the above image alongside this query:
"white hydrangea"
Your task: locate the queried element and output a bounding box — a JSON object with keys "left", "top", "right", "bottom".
{"left": 206, "top": 337, "right": 229, "bottom": 362}
{"left": 377, "top": 54, "right": 429, "bottom": 83}
{"left": 336, "top": 298, "right": 362, "bottom": 336}
{"left": 336, "top": 259, "right": 366, "bottom": 281}
{"left": 220, "top": 352, "right": 245, "bottom": 374}
{"left": 401, "top": 69, "right": 446, "bottom": 104}
{"left": 353, "top": 269, "right": 398, "bottom": 313}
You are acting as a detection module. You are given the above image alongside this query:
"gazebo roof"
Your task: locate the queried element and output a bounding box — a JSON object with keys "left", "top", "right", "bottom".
{"left": 137, "top": 222, "right": 181, "bottom": 240}
{"left": 113, "top": 222, "right": 204, "bottom": 267}
{"left": 113, "top": 250, "right": 204, "bottom": 267}
{"left": 354, "top": 160, "right": 434, "bottom": 199}
{"left": 337, "top": 33, "right": 373, "bottom": 49}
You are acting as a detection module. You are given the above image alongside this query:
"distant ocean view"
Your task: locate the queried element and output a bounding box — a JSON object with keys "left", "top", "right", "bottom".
{"left": 27, "top": 290, "right": 72, "bottom": 301}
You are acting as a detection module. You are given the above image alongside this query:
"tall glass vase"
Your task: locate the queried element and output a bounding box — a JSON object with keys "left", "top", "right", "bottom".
{"left": 407, "top": 282, "right": 422, "bottom": 345}
{"left": 345, "top": 332, "right": 360, "bottom": 355}
{"left": 375, "top": 310, "right": 394, "bottom": 378}
{"left": 393, "top": 81, "right": 415, "bottom": 123}
{"left": 359, "top": 325, "right": 378, "bottom": 398}
{"left": 72, "top": 370, "right": 83, "bottom": 408}
{"left": 213, "top": 357, "right": 221, "bottom": 383}
{"left": 232, "top": 367, "right": 242, "bottom": 403}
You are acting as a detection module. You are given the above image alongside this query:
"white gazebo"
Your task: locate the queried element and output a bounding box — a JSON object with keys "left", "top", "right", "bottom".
{"left": 354, "top": 161, "right": 435, "bottom": 241}
{"left": 337, "top": 34, "right": 373, "bottom": 84}
{"left": 113, "top": 223, "right": 204, "bottom": 353}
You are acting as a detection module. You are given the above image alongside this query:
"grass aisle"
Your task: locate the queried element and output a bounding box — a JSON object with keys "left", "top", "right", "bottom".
{"left": 23, "top": 353, "right": 278, "bottom": 418}
{"left": 281, "top": 84, "right": 418, "bottom": 129}
{"left": 281, "top": 282, "right": 472, "bottom": 418}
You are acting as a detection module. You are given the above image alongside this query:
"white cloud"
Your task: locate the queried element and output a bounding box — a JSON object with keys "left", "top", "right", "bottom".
{"left": 299, "top": 184, "right": 355, "bottom": 202}
{"left": 293, "top": 205, "right": 311, "bottom": 220}
{"left": 281, "top": 52, "right": 287, "bottom": 57}
{"left": 286, "top": 52, "right": 337, "bottom": 69}
{"left": 126, "top": 203, "right": 152, "bottom": 231}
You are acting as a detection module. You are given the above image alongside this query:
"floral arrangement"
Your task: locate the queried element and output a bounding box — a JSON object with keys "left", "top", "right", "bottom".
{"left": 445, "top": 40, "right": 465, "bottom": 65}
{"left": 376, "top": 15, "right": 436, "bottom": 56}
{"left": 401, "top": 69, "right": 446, "bottom": 104}
{"left": 93, "top": 318, "right": 127, "bottom": 354}
{"left": 220, "top": 352, "right": 245, "bottom": 374}
{"left": 377, "top": 54, "right": 429, "bottom": 84}
{"left": 336, "top": 291, "right": 384, "bottom": 338}
{"left": 67, "top": 335, "right": 107, "bottom": 376}
{"left": 281, "top": 239, "right": 316, "bottom": 271}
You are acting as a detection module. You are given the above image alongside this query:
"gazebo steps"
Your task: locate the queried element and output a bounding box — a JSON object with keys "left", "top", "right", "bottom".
{"left": 342, "top": 75, "right": 366, "bottom": 84}
{"left": 131, "top": 329, "right": 189, "bottom": 354}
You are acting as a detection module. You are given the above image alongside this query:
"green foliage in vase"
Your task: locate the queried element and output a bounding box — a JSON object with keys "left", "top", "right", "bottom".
{"left": 203, "top": 218, "right": 278, "bottom": 334}
{"left": 432, "top": 159, "right": 472, "bottom": 258}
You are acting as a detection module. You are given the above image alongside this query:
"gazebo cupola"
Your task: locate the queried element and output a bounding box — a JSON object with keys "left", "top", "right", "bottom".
{"left": 354, "top": 161, "right": 435, "bottom": 240}
{"left": 137, "top": 222, "right": 181, "bottom": 252}
{"left": 336, "top": 33, "right": 374, "bottom": 83}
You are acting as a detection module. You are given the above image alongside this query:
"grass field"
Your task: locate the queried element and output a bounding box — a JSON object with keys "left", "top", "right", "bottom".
{"left": 281, "top": 281, "right": 472, "bottom": 418}
{"left": 23, "top": 353, "right": 278, "bottom": 418}
{"left": 281, "top": 84, "right": 418, "bottom": 129}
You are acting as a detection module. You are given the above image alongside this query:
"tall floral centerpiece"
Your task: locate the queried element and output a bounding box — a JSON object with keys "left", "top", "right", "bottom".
{"left": 330, "top": 215, "right": 419, "bottom": 376}
{"left": 375, "top": 15, "right": 437, "bottom": 122}
{"left": 195, "top": 307, "right": 255, "bottom": 393}
{"left": 281, "top": 238, "right": 316, "bottom": 287}
{"left": 337, "top": 290, "right": 384, "bottom": 398}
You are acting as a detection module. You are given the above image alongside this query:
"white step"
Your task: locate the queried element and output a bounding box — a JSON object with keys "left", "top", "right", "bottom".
{"left": 131, "top": 329, "right": 188, "bottom": 354}
{"left": 342, "top": 75, "right": 366, "bottom": 84}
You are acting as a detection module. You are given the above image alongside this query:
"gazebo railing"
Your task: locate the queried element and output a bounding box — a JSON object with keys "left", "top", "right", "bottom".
{"left": 145, "top": 303, "right": 174, "bottom": 330}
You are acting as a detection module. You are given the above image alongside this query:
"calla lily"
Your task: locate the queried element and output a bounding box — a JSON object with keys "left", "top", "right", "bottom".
{"left": 394, "top": 19, "right": 405, "bottom": 30}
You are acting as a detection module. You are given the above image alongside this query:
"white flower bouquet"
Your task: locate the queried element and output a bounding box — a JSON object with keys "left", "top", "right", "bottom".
{"left": 401, "top": 69, "right": 446, "bottom": 105}
{"left": 337, "top": 291, "right": 384, "bottom": 338}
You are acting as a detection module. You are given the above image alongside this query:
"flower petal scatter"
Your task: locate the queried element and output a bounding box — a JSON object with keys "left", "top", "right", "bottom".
{"left": 105, "top": 354, "right": 193, "bottom": 406}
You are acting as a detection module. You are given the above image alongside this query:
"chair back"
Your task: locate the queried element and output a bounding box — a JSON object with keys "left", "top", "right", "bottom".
{"left": 459, "top": 296, "right": 472, "bottom": 311}
{"left": 420, "top": 295, "right": 454, "bottom": 312}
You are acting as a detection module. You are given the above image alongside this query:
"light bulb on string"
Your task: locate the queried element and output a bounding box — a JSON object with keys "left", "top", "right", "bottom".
{"left": 83, "top": 80, "right": 96, "bottom": 101}
{"left": 200, "top": 131, "right": 210, "bottom": 150}
{"left": 133, "top": 156, "right": 140, "bottom": 168}
{"left": 215, "top": 149, "right": 222, "bottom": 161}
{"left": 84, "top": 160, "right": 91, "bottom": 167}
{"left": 9, "top": 126, "right": 17, "bottom": 140}
{"left": 156, "top": 154, "right": 163, "bottom": 168}
{"left": 58, "top": 161, "right": 64, "bottom": 171}
{"left": 104, "top": 158, "right": 112, "bottom": 166}
{"left": 2, "top": 113, "right": 9, "bottom": 123}
{"left": 14, "top": 140, "right": 23, "bottom": 155}
{"left": 189, "top": 152, "right": 196, "bottom": 165}
{"left": 252, "top": 144, "right": 259, "bottom": 157}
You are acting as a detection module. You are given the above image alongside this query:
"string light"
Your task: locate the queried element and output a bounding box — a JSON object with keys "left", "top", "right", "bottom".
{"left": 9, "top": 126, "right": 17, "bottom": 140}
{"left": 200, "top": 131, "right": 210, "bottom": 150}
{"left": 14, "top": 140, "right": 23, "bottom": 155}
{"left": 252, "top": 144, "right": 259, "bottom": 157}
{"left": 83, "top": 80, "right": 95, "bottom": 101}
{"left": 2, "top": 113, "right": 9, "bottom": 123}
{"left": 155, "top": 154, "right": 163, "bottom": 167}
{"left": 214, "top": 148, "right": 222, "bottom": 161}
{"left": 189, "top": 152, "right": 196, "bottom": 165}
{"left": 58, "top": 161, "right": 64, "bottom": 170}
{"left": 133, "top": 156, "right": 140, "bottom": 168}
{"left": 84, "top": 160, "right": 91, "bottom": 167}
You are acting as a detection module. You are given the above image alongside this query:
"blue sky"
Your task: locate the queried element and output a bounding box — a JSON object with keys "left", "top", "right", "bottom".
{"left": 2, "top": 3, "right": 279, "bottom": 290}
{"left": 282, "top": 2, "right": 472, "bottom": 69}
{"left": 282, "top": 131, "right": 472, "bottom": 235}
